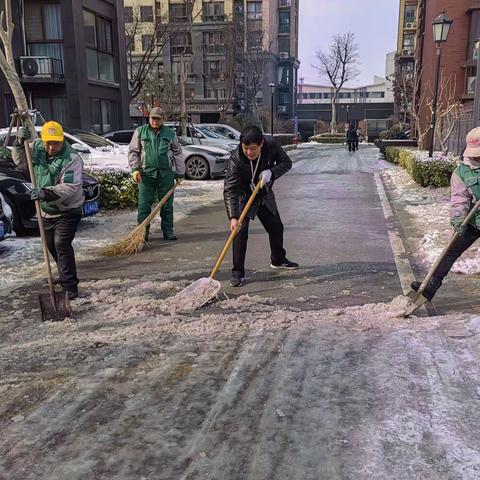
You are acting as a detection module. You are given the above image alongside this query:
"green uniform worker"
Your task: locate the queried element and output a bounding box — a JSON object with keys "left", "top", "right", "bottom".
{"left": 128, "top": 107, "right": 184, "bottom": 240}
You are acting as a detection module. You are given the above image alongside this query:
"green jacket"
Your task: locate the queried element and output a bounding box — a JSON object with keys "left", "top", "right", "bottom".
{"left": 128, "top": 124, "right": 184, "bottom": 178}
{"left": 12, "top": 139, "right": 84, "bottom": 216}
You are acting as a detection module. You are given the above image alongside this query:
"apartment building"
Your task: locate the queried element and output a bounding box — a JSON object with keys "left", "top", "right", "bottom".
{"left": 394, "top": 0, "right": 480, "bottom": 150}
{"left": 0, "top": 0, "right": 130, "bottom": 133}
{"left": 125, "top": 0, "right": 300, "bottom": 123}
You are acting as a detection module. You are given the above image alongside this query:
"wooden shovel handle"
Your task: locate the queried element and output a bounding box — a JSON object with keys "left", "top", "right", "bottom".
{"left": 22, "top": 137, "right": 56, "bottom": 301}
{"left": 210, "top": 181, "right": 262, "bottom": 279}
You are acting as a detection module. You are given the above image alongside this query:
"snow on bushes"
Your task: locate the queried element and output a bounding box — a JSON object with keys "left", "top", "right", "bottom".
{"left": 309, "top": 133, "right": 346, "bottom": 144}
{"left": 384, "top": 147, "right": 458, "bottom": 187}
{"left": 85, "top": 166, "right": 138, "bottom": 210}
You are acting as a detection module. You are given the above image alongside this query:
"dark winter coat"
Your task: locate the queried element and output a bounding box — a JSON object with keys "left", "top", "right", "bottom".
{"left": 224, "top": 139, "right": 292, "bottom": 220}
{"left": 346, "top": 128, "right": 358, "bottom": 142}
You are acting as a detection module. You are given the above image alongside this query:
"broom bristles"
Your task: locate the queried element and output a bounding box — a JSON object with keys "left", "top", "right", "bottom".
{"left": 101, "top": 184, "right": 176, "bottom": 257}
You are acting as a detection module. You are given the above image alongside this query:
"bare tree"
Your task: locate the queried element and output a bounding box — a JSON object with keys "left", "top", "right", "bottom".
{"left": 0, "top": 0, "right": 36, "bottom": 134}
{"left": 125, "top": 4, "right": 172, "bottom": 100}
{"left": 314, "top": 32, "right": 359, "bottom": 133}
{"left": 435, "top": 74, "right": 461, "bottom": 154}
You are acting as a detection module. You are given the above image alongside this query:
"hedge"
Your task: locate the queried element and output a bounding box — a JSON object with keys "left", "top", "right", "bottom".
{"left": 309, "top": 133, "right": 346, "bottom": 144}
{"left": 85, "top": 167, "right": 138, "bottom": 210}
{"left": 384, "top": 147, "right": 458, "bottom": 188}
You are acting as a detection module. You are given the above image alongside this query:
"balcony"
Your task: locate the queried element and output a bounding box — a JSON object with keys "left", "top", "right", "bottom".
{"left": 279, "top": 0, "right": 291, "bottom": 6}
{"left": 19, "top": 56, "right": 64, "bottom": 83}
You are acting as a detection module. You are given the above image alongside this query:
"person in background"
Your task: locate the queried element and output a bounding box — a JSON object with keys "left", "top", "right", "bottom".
{"left": 128, "top": 107, "right": 184, "bottom": 241}
{"left": 346, "top": 124, "right": 358, "bottom": 152}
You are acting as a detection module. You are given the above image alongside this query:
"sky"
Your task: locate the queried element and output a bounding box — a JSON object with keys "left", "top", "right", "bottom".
{"left": 298, "top": 0, "right": 399, "bottom": 87}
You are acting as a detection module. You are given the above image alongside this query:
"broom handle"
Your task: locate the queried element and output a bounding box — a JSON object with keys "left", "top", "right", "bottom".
{"left": 418, "top": 197, "right": 480, "bottom": 294}
{"left": 210, "top": 181, "right": 262, "bottom": 279}
{"left": 140, "top": 183, "right": 177, "bottom": 227}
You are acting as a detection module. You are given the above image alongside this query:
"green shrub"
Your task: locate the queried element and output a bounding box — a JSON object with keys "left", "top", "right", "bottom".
{"left": 384, "top": 148, "right": 457, "bottom": 187}
{"left": 309, "top": 133, "right": 345, "bottom": 144}
{"left": 379, "top": 123, "right": 409, "bottom": 140}
{"left": 85, "top": 168, "right": 138, "bottom": 210}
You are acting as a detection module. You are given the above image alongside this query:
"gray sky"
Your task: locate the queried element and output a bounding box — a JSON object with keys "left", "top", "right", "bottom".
{"left": 298, "top": 0, "right": 399, "bottom": 86}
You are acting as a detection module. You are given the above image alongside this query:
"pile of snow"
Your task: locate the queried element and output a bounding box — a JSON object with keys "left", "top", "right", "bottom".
{"left": 382, "top": 167, "right": 480, "bottom": 275}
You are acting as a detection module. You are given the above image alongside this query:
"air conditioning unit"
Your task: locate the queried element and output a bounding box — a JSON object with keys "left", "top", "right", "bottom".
{"left": 279, "top": 52, "right": 289, "bottom": 60}
{"left": 277, "top": 106, "right": 287, "bottom": 113}
{"left": 234, "top": 5, "right": 243, "bottom": 14}
{"left": 402, "top": 49, "right": 413, "bottom": 56}
{"left": 405, "top": 22, "right": 417, "bottom": 29}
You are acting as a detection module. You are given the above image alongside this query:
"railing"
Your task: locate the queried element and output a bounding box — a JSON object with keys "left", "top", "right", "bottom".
{"left": 203, "top": 44, "right": 224, "bottom": 54}
{"left": 20, "top": 56, "right": 64, "bottom": 78}
{"left": 279, "top": 0, "right": 291, "bottom": 6}
{"left": 203, "top": 14, "right": 225, "bottom": 22}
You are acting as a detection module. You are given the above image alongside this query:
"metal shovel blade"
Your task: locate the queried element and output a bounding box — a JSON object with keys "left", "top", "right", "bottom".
{"left": 39, "top": 291, "right": 72, "bottom": 322}
{"left": 172, "top": 277, "right": 221, "bottom": 313}
{"left": 402, "top": 291, "right": 429, "bottom": 317}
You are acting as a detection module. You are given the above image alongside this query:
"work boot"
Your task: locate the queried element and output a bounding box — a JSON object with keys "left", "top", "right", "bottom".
{"left": 410, "top": 276, "right": 443, "bottom": 302}
{"left": 163, "top": 231, "right": 177, "bottom": 241}
{"left": 64, "top": 289, "right": 78, "bottom": 301}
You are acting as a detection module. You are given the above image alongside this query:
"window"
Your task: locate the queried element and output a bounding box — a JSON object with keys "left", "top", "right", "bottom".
{"left": 203, "top": 31, "right": 224, "bottom": 53}
{"left": 279, "top": 11, "right": 290, "bottom": 34}
{"left": 170, "top": 32, "right": 192, "bottom": 54}
{"left": 247, "top": 1, "right": 262, "bottom": 19}
{"left": 169, "top": 3, "right": 188, "bottom": 22}
{"left": 171, "top": 59, "right": 192, "bottom": 82}
{"left": 124, "top": 6, "right": 133, "bottom": 23}
{"left": 466, "top": 66, "right": 476, "bottom": 94}
{"left": 404, "top": 5, "right": 416, "bottom": 26}
{"left": 142, "top": 35, "right": 153, "bottom": 52}
{"left": 25, "top": 3, "right": 64, "bottom": 67}
{"left": 90, "top": 98, "right": 116, "bottom": 134}
{"left": 278, "top": 37, "right": 290, "bottom": 55}
{"left": 402, "top": 34, "right": 414, "bottom": 50}
{"left": 205, "top": 88, "right": 226, "bottom": 99}
{"left": 469, "top": 11, "right": 480, "bottom": 60}
{"left": 203, "top": 1, "right": 225, "bottom": 21}
{"left": 84, "top": 10, "right": 115, "bottom": 83}
{"left": 33, "top": 97, "right": 68, "bottom": 127}
{"left": 140, "top": 6, "right": 153, "bottom": 22}
{"left": 204, "top": 60, "right": 225, "bottom": 81}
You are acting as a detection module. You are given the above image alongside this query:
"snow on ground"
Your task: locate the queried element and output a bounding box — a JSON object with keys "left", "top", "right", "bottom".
{"left": 381, "top": 166, "right": 480, "bottom": 275}
{"left": 0, "top": 180, "right": 223, "bottom": 296}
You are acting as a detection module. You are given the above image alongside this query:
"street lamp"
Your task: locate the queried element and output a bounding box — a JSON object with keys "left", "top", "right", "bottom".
{"left": 473, "top": 38, "right": 480, "bottom": 127}
{"left": 269, "top": 82, "right": 275, "bottom": 139}
{"left": 429, "top": 11, "right": 453, "bottom": 158}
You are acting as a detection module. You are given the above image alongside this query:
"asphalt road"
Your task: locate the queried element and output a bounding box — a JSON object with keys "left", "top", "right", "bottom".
{"left": 3, "top": 145, "right": 480, "bottom": 479}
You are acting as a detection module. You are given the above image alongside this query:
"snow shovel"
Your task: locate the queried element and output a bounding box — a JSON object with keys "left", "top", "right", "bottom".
{"left": 404, "top": 197, "right": 480, "bottom": 316}
{"left": 23, "top": 136, "right": 72, "bottom": 321}
{"left": 172, "top": 181, "right": 263, "bottom": 312}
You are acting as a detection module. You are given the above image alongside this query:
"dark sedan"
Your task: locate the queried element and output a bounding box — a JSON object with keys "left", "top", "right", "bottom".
{"left": 0, "top": 145, "right": 100, "bottom": 234}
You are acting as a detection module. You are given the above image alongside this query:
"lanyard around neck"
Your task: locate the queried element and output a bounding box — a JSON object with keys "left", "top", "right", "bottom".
{"left": 250, "top": 152, "right": 261, "bottom": 183}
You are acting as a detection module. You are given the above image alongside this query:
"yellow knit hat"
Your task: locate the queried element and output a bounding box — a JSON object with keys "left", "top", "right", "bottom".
{"left": 41, "top": 121, "right": 64, "bottom": 142}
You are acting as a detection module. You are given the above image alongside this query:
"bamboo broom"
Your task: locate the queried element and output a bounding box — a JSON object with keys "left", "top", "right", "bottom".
{"left": 102, "top": 184, "right": 177, "bottom": 256}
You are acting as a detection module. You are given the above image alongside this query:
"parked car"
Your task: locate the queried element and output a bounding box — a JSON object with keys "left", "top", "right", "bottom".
{"left": 102, "top": 129, "right": 230, "bottom": 180}
{"left": 0, "top": 127, "right": 128, "bottom": 169}
{"left": 163, "top": 122, "right": 239, "bottom": 152}
{"left": 0, "top": 191, "right": 13, "bottom": 241}
{"left": 199, "top": 123, "right": 241, "bottom": 140}
{"left": 0, "top": 141, "right": 100, "bottom": 234}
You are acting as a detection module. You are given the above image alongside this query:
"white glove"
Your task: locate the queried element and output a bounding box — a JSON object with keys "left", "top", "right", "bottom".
{"left": 259, "top": 169, "right": 272, "bottom": 187}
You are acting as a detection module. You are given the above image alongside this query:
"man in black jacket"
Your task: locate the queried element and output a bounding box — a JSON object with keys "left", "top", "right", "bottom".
{"left": 224, "top": 126, "right": 298, "bottom": 287}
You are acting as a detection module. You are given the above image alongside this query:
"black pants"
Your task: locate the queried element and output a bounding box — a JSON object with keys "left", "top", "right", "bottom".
{"left": 433, "top": 224, "right": 480, "bottom": 279}
{"left": 347, "top": 140, "right": 356, "bottom": 152}
{"left": 232, "top": 204, "right": 287, "bottom": 278}
{"left": 43, "top": 214, "right": 81, "bottom": 292}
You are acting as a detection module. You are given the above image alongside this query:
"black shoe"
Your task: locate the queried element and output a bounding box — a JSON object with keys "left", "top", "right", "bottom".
{"left": 163, "top": 232, "right": 177, "bottom": 241}
{"left": 65, "top": 290, "right": 78, "bottom": 301}
{"left": 410, "top": 277, "right": 442, "bottom": 302}
{"left": 230, "top": 277, "right": 245, "bottom": 287}
{"left": 270, "top": 259, "right": 299, "bottom": 270}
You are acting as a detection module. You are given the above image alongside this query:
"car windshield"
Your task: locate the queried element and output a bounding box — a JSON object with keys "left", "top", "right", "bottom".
{"left": 69, "top": 130, "right": 114, "bottom": 148}
{"left": 197, "top": 127, "right": 220, "bottom": 139}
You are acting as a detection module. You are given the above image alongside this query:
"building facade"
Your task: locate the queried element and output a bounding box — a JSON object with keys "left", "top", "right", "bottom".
{"left": 0, "top": 0, "right": 130, "bottom": 133}
{"left": 124, "top": 0, "right": 300, "bottom": 124}
{"left": 394, "top": 0, "right": 480, "bottom": 151}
